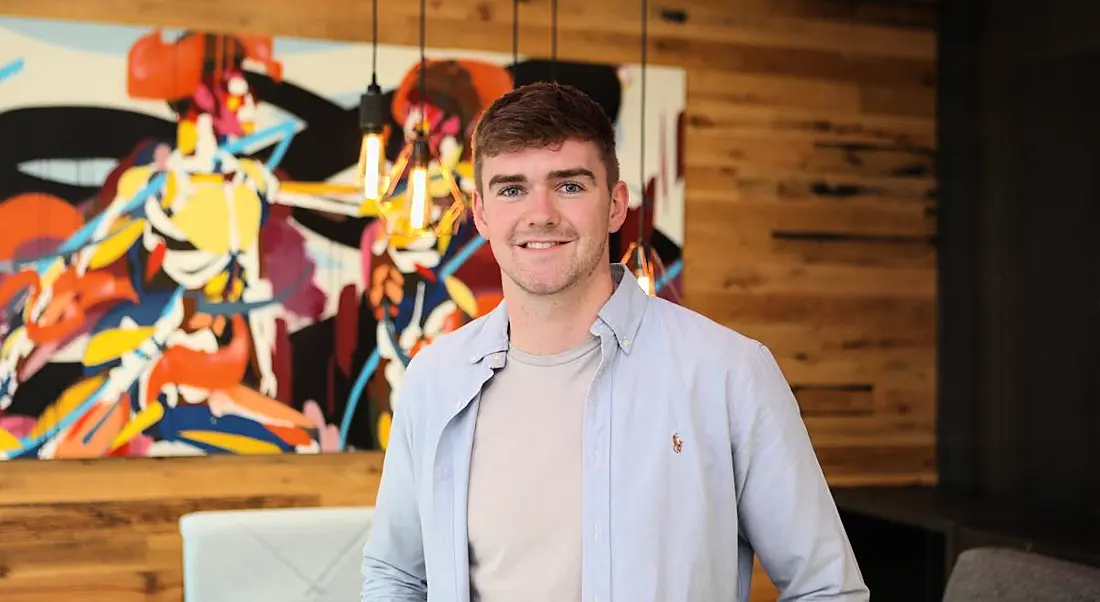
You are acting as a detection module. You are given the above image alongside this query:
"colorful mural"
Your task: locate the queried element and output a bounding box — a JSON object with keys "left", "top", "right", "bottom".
{"left": 0, "top": 16, "right": 686, "bottom": 460}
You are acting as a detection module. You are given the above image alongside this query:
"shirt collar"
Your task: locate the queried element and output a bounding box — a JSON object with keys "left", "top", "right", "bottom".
{"left": 595, "top": 263, "right": 648, "bottom": 353}
{"left": 466, "top": 263, "right": 649, "bottom": 364}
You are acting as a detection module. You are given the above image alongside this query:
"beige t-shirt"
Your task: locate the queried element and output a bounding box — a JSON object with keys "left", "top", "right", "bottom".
{"left": 466, "top": 336, "right": 601, "bottom": 602}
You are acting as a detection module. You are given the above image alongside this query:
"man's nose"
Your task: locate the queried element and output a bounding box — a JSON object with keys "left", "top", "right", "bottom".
{"left": 524, "top": 186, "right": 559, "bottom": 225}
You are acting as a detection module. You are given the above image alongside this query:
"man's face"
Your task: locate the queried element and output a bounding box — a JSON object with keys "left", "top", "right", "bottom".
{"left": 472, "top": 138, "right": 629, "bottom": 297}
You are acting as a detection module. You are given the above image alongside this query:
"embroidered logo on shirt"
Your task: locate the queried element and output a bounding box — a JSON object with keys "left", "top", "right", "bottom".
{"left": 672, "top": 432, "right": 683, "bottom": 454}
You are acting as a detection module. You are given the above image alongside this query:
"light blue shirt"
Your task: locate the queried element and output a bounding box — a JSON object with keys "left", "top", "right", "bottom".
{"left": 362, "top": 264, "right": 869, "bottom": 601}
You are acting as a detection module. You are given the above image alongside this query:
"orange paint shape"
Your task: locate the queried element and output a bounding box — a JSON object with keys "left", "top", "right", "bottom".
{"left": 0, "top": 193, "right": 84, "bottom": 262}
{"left": 145, "top": 315, "right": 250, "bottom": 409}
{"left": 264, "top": 423, "right": 313, "bottom": 447}
{"left": 54, "top": 394, "right": 131, "bottom": 459}
{"left": 222, "top": 384, "right": 313, "bottom": 429}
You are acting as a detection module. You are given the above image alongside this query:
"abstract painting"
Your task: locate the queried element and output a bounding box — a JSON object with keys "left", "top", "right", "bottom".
{"left": 0, "top": 16, "right": 686, "bottom": 460}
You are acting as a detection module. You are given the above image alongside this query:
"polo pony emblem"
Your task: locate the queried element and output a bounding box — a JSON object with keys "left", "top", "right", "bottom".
{"left": 671, "top": 432, "right": 683, "bottom": 454}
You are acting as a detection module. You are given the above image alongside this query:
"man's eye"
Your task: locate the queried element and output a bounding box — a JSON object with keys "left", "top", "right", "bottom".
{"left": 560, "top": 182, "right": 584, "bottom": 194}
{"left": 499, "top": 186, "right": 523, "bottom": 197}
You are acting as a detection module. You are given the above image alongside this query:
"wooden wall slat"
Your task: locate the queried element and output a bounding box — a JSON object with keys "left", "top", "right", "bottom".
{"left": 0, "top": 454, "right": 383, "bottom": 505}
{"left": 0, "top": 0, "right": 936, "bottom": 56}
{"left": 0, "top": 0, "right": 938, "bottom": 600}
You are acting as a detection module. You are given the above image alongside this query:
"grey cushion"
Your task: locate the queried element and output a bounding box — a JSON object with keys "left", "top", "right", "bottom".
{"left": 943, "top": 547, "right": 1100, "bottom": 602}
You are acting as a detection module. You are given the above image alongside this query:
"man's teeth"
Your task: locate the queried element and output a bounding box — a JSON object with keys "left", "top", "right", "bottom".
{"left": 525, "top": 242, "right": 558, "bottom": 249}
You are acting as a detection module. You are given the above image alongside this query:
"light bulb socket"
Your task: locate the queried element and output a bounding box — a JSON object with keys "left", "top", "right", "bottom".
{"left": 411, "top": 134, "right": 430, "bottom": 168}
{"left": 359, "top": 81, "right": 386, "bottom": 134}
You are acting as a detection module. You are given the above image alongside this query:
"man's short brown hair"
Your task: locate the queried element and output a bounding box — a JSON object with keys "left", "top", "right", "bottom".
{"left": 470, "top": 81, "right": 620, "bottom": 194}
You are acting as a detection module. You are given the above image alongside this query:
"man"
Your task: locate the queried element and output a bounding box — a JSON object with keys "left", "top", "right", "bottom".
{"left": 361, "top": 81, "right": 868, "bottom": 602}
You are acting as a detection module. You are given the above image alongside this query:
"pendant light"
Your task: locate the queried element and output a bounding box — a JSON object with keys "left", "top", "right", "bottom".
{"left": 620, "top": 0, "right": 677, "bottom": 300}
{"left": 373, "top": 0, "right": 467, "bottom": 242}
{"left": 356, "top": 0, "right": 387, "bottom": 203}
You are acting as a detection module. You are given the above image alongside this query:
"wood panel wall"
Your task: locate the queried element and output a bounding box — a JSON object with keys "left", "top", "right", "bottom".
{"left": 0, "top": 0, "right": 937, "bottom": 600}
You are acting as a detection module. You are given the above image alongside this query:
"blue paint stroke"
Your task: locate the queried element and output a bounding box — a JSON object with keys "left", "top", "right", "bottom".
{"left": 656, "top": 259, "right": 682, "bottom": 293}
{"left": 0, "top": 57, "right": 23, "bottom": 85}
{"left": 339, "top": 348, "right": 379, "bottom": 451}
{"left": 0, "top": 17, "right": 183, "bottom": 56}
{"left": 440, "top": 235, "right": 485, "bottom": 279}
{"left": 253, "top": 121, "right": 297, "bottom": 170}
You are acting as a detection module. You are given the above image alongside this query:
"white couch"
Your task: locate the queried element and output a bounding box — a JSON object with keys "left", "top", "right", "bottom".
{"left": 180, "top": 506, "right": 375, "bottom": 602}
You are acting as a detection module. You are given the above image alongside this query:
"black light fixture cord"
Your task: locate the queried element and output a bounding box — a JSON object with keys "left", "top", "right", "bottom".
{"left": 637, "top": 0, "right": 648, "bottom": 241}
{"left": 512, "top": 0, "right": 519, "bottom": 85}
{"left": 551, "top": 0, "right": 558, "bottom": 80}
{"left": 370, "top": 0, "right": 378, "bottom": 85}
{"left": 418, "top": 0, "right": 427, "bottom": 137}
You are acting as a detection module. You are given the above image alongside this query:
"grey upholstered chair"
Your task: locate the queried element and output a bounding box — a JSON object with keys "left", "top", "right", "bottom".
{"left": 180, "top": 506, "right": 375, "bottom": 602}
{"left": 943, "top": 547, "right": 1100, "bottom": 602}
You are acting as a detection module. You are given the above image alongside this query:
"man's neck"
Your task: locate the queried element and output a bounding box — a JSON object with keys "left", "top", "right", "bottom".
{"left": 504, "top": 267, "right": 616, "bottom": 356}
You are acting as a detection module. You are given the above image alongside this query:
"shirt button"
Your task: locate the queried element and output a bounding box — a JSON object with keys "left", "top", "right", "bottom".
{"left": 594, "top": 523, "right": 601, "bottom": 540}
{"left": 622, "top": 339, "right": 631, "bottom": 347}
{"left": 492, "top": 353, "right": 501, "bottom": 361}
{"left": 593, "top": 450, "right": 601, "bottom": 466}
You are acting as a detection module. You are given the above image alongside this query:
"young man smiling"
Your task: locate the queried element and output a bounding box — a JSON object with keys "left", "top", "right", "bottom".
{"left": 361, "top": 82, "right": 868, "bottom": 602}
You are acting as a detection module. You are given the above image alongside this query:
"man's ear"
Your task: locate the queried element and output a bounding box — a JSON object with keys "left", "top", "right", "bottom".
{"left": 472, "top": 190, "right": 489, "bottom": 238}
{"left": 607, "top": 180, "right": 631, "bottom": 233}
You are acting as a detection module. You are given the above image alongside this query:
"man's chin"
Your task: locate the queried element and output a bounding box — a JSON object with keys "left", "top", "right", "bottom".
{"left": 522, "top": 280, "right": 572, "bottom": 296}
{"left": 507, "top": 269, "right": 576, "bottom": 298}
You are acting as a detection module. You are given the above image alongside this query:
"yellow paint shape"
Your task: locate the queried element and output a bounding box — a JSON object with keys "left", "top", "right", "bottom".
{"left": 170, "top": 182, "right": 262, "bottom": 254}
{"left": 83, "top": 326, "right": 155, "bottom": 367}
{"left": 179, "top": 430, "right": 282, "bottom": 454}
{"left": 86, "top": 219, "right": 144, "bottom": 270}
{"left": 377, "top": 411, "right": 392, "bottom": 451}
{"left": 110, "top": 401, "right": 165, "bottom": 452}
{"left": 0, "top": 428, "right": 20, "bottom": 452}
{"left": 444, "top": 276, "right": 478, "bottom": 318}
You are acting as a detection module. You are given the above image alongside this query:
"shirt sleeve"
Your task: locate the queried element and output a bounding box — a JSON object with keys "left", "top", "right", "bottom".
{"left": 361, "top": 364, "right": 429, "bottom": 601}
{"left": 730, "top": 343, "right": 870, "bottom": 601}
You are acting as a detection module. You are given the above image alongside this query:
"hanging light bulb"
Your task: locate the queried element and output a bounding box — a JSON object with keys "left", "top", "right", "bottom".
{"left": 621, "top": 239, "right": 656, "bottom": 296}
{"left": 620, "top": 220, "right": 679, "bottom": 301}
{"left": 372, "top": 0, "right": 469, "bottom": 245}
{"left": 376, "top": 127, "right": 464, "bottom": 242}
{"left": 407, "top": 131, "right": 431, "bottom": 231}
{"left": 357, "top": 79, "right": 387, "bottom": 202}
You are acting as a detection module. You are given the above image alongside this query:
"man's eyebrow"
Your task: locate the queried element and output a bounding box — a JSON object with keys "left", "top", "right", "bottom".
{"left": 548, "top": 168, "right": 597, "bottom": 181}
{"left": 486, "top": 168, "right": 596, "bottom": 189}
{"left": 487, "top": 174, "right": 527, "bottom": 188}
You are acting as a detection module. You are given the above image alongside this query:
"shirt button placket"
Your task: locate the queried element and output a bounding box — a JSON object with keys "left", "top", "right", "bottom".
{"left": 590, "top": 335, "right": 614, "bottom": 602}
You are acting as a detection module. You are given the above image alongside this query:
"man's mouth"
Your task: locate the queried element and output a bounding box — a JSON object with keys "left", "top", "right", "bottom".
{"left": 519, "top": 241, "right": 568, "bottom": 250}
